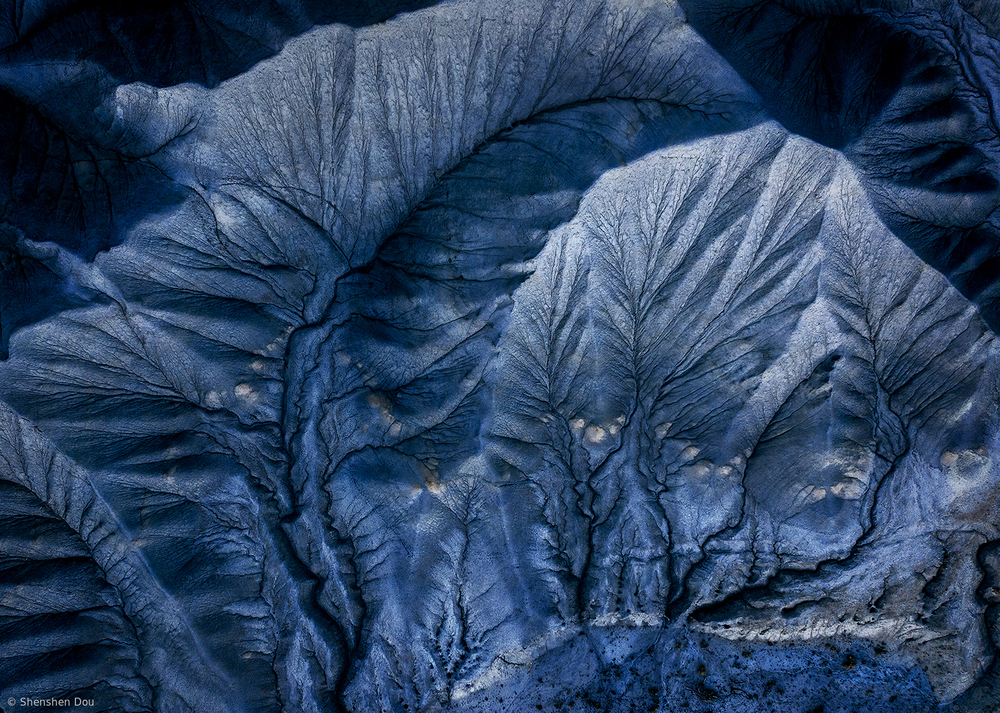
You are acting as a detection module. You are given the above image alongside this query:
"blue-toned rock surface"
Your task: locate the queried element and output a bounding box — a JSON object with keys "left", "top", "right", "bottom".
{"left": 0, "top": 1, "right": 998, "bottom": 711}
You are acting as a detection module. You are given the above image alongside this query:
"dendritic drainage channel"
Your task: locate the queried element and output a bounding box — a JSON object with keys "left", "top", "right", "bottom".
{"left": 0, "top": 1, "right": 998, "bottom": 712}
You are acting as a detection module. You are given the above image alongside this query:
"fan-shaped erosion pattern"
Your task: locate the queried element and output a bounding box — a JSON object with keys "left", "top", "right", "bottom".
{"left": 0, "top": 0, "right": 998, "bottom": 711}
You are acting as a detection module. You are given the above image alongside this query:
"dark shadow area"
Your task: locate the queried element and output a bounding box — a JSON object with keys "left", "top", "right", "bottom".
{"left": 680, "top": 0, "right": 1000, "bottom": 333}
{"left": 0, "top": 0, "right": 449, "bottom": 89}
{"left": 0, "top": 478, "right": 150, "bottom": 711}
{"left": 0, "top": 0, "right": 453, "bottom": 355}
{"left": 0, "top": 86, "right": 189, "bottom": 357}
{"left": 677, "top": 2, "right": 912, "bottom": 150}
